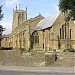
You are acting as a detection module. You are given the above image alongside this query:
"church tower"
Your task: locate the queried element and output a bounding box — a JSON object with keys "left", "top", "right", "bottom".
{"left": 12, "top": 5, "right": 27, "bottom": 31}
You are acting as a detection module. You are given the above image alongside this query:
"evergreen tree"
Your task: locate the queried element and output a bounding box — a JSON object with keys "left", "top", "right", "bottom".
{"left": 0, "top": 5, "right": 5, "bottom": 47}
{"left": 0, "top": 5, "right": 3, "bottom": 21}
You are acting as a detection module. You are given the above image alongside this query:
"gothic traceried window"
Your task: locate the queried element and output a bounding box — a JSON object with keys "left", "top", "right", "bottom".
{"left": 32, "top": 31, "right": 39, "bottom": 44}
{"left": 60, "top": 24, "right": 66, "bottom": 39}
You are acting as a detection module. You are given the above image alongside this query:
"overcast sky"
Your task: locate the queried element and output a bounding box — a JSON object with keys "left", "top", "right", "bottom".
{"left": 0, "top": 0, "right": 59, "bottom": 34}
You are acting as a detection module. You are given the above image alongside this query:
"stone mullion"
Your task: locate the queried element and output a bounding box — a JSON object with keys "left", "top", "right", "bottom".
{"left": 62, "top": 25, "right": 64, "bottom": 39}
{"left": 47, "top": 30, "right": 49, "bottom": 50}
{"left": 65, "top": 24, "right": 66, "bottom": 39}
{"left": 48, "top": 30, "right": 50, "bottom": 44}
{"left": 63, "top": 25, "right": 65, "bottom": 39}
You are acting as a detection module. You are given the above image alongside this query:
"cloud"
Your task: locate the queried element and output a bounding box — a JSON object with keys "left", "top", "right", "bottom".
{"left": 1, "top": 21, "right": 12, "bottom": 34}
{"left": 5, "top": 0, "right": 19, "bottom": 8}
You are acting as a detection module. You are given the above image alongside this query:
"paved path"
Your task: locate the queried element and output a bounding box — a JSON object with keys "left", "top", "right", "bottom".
{"left": 0, "top": 70, "right": 74, "bottom": 75}
{"left": 0, "top": 66, "right": 74, "bottom": 75}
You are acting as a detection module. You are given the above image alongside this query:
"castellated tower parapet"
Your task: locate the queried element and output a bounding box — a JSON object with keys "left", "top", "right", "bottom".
{"left": 12, "top": 5, "right": 27, "bottom": 31}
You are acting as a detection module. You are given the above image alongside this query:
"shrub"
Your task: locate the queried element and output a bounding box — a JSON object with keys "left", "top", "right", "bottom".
{"left": 63, "top": 48, "right": 75, "bottom": 52}
{"left": 68, "top": 48, "right": 75, "bottom": 52}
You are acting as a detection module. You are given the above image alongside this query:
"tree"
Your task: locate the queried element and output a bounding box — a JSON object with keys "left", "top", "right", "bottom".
{"left": 59, "top": 0, "right": 75, "bottom": 19}
{"left": 0, "top": 5, "right": 3, "bottom": 21}
{"left": 59, "top": 0, "right": 75, "bottom": 49}
{"left": 0, "top": 5, "right": 5, "bottom": 47}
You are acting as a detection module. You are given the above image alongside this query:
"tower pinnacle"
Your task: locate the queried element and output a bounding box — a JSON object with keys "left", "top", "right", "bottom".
{"left": 19, "top": 4, "right": 21, "bottom": 10}
{"left": 16, "top": 5, "right": 17, "bottom": 10}
{"left": 39, "top": 12, "right": 41, "bottom": 16}
{"left": 26, "top": 6, "right": 27, "bottom": 20}
{"left": 13, "top": 8, "right": 14, "bottom": 13}
{"left": 26, "top": 6, "right": 27, "bottom": 12}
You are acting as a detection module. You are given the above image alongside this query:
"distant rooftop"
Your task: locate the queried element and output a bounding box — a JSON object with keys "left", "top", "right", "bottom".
{"left": 37, "top": 12, "right": 61, "bottom": 30}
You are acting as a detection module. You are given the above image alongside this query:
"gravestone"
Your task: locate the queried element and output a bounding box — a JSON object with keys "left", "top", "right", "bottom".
{"left": 66, "top": 37, "right": 71, "bottom": 49}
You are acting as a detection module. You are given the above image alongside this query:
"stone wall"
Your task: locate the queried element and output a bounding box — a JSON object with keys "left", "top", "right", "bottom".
{"left": 45, "top": 52, "right": 57, "bottom": 66}
{"left": 0, "top": 50, "right": 56, "bottom": 67}
{"left": 0, "top": 50, "right": 21, "bottom": 66}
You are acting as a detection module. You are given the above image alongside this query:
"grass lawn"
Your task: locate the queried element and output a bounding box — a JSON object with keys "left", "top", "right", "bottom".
{"left": 22, "top": 50, "right": 45, "bottom": 56}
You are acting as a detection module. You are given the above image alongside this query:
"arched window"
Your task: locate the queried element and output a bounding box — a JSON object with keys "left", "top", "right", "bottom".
{"left": 32, "top": 31, "right": 39, "bottom": 44}
{"left": 70, "top": 29, "right": 71, "bottom": 39}
{"left": 60, "top": 23, "right": 66, "bottom": 39}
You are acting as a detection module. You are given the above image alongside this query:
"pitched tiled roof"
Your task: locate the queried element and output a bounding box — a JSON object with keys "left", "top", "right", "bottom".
{"left": 37, "top": 12, "right": 61, "bottom": 30}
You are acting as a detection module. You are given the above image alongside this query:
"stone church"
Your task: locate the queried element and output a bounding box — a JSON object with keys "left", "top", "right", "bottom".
{"left": 1, "top": 6, "right": 75, "bottom": 51}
